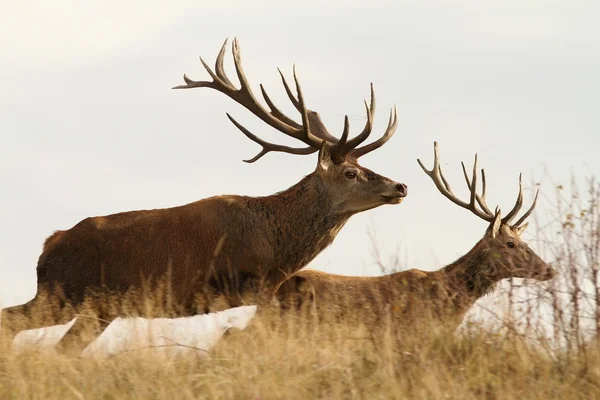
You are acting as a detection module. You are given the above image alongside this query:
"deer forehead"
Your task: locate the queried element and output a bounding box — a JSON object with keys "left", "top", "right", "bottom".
{"left": 338, "top": 158, "right": 360, "bottom": 168}
{"left": 499, "top": 225, "right": 522, "bottom": 241}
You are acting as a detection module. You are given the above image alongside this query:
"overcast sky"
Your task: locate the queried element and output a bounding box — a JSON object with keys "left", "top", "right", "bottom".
{"left": 1, "top": 1, "right": 598, "bottom": 308}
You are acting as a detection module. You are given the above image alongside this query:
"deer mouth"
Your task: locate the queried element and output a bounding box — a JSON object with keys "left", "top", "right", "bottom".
{"left": 380, "top": 195, "right": 405, "bottom": 204}
{"left": 529, "top": 266, "right": 557, "bottom": 281}
{"left": 539, "top": 267, "right": 557, "bottom": 281}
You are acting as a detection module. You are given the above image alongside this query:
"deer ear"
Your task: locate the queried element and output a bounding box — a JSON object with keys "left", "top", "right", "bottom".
{"left": 515, "top": 222, "right": 529, "bottom": 236}
{"left": 486, "top": 210, "right": 502, "bottom": 239}
{"left": 317, "top": 141, "right": 334, "bottom": 171}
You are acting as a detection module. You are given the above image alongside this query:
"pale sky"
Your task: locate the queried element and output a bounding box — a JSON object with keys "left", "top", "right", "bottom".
{"left": 1, "top": 0, "right": 598, "bottom": 308}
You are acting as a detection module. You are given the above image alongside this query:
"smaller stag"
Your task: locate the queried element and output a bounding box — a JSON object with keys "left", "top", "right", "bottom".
{"left": 276, "top": 142, "right": 556, "bottom": 333}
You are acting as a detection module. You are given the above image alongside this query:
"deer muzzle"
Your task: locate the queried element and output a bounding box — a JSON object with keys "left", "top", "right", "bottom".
{"left": 380, "top": 182, "right": 408, "bottom": 203}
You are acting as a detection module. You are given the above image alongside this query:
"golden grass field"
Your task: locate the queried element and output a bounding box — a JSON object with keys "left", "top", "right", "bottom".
{"left": 1, "top": 305, "right": 599, "bottom": 400}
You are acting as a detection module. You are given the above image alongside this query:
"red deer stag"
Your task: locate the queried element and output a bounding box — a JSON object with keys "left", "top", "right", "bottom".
{"left": 276, "top": 142, "right": 555, "bottom": 334}
{"left": 0, "top": 39, "right": 407, "bottom": 354}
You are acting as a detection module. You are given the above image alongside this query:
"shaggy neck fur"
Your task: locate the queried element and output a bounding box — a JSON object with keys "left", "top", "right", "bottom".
{"left": 252, "top": 172, "right": 351, "bottom": 283}
{"left": 443, "top": 239, "right": 500, "bottom": 302}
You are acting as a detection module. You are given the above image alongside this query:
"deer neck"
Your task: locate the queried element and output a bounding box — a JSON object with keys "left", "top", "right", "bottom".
{"left": 440, "top": 240, "right": 500, "bottom": 312}
{"left": 257, "top": 172, "right": 351, "bottom": 281}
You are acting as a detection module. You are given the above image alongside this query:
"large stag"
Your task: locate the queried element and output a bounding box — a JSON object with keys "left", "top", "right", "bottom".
{"left": 1, "top": 39, "right": 407, "bottom": 353}
{"left": 276, "top": 142, "right": 555, "bottom": 333}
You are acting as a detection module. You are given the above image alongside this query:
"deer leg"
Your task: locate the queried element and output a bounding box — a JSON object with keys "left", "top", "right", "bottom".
{"left": 54, "top": 314, "right": 112, "bottom": 356}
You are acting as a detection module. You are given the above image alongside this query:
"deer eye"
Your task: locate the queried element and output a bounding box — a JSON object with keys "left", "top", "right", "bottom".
{"left": 506, "top": 242, "right": 515, "bottom": 248}
{"left": 345, "top": 171, "right": 357, "bottom": 179}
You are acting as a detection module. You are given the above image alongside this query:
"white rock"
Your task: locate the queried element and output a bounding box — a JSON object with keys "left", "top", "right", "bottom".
{"left": 10, "top": 305, "right": 257, "bottom": 357}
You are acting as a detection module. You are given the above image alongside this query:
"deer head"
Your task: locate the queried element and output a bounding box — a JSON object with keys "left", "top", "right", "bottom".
{"left": 418, "top": 142, "right": 556, "bottom": 283}
{"left": 173, "top": 38, "right": 407, "bottom": 214}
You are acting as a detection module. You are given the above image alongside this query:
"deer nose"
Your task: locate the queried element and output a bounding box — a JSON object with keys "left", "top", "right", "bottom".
{"left": 395, "top": 183, "right": 408, "bottom": 197}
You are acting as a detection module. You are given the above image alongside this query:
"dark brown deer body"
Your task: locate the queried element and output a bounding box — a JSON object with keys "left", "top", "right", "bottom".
{"left": 277, "top": 142, "right": 556, "bottom": 333}
{"left": 1, "top": 39, "right": 407, "bottom": 353}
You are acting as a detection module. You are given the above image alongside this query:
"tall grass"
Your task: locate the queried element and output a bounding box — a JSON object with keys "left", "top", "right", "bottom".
{"left": 1, "top": 173, "right": 598, "bottom": 399}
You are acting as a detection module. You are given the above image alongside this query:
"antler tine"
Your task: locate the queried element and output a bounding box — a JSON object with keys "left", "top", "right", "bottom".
{"left": 460, "top": 156, "right": 495, "bottom": 218}
{"left": 417, "top": 142, "right": 462, "bottom": 204}
{"left": 291, "top": 65, "right": 323, "bottom": 147}
{"left": 214, "top": 38, "right": 234, "bottom": 88}
{"left": 330, "top": 83, "right": 377, "bottom": 161}
{"left": 418, "top": 141, "right": 450, "bottom": 192}
{"left": 477, "top": 168, "right": 493, "bottom": 215}
{"left": 480, "top": 168, "right": 487, "bottom": 200}
{"left": 338, "top": 84, "right": 375, "bottom": 148}
{"left": 357, "top": 82, "right": 377, "bottom": 142}
{"left": 349, "top": 104, "right": 398, "bottom": 159}
{"left": 172, "top": 40, "right": 233, "bottom": 91}
{"left": 260, "top": 74, "right": 342, "bottom": 145}
{"left": 418, "top": 142, "right": 495, "bottom": 223}
{"left": 513, "top": 188, "right": 540, "bottom": 227}
{"left": 330, "top": 110, "right": 366, "bottom": 162}
{"left": 306, "top": 111, "right": 343, "bottom": 143}
{"left": 259, "top": 83, "right": 302, "bottom": 129}
{"left": 277, "top": 67, "right": 302, "bottom": 113}
{"left": 462, "top": 154, "right": 478, "bottom": 212}
{"left": 276, "top": 67, "right": 344, "bottom": 144}
{"left": 501, "top": 173, "right": 525, "bottom": 225}
{"left": 226, "top": 113, "right": 317, "bottom": 163}
{"left": 231, "top": 38, "right": 251, "bottom": 91}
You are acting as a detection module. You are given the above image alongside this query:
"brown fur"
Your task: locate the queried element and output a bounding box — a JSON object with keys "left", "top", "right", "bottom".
{"left": 1, "top": 145, "right": 406, "bottom": 354}
{"left": 276, "top": 222, "right": 556, "bottom": 333}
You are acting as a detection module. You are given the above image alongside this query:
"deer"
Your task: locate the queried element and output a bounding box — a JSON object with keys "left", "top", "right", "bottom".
{"left": 0, "top": 38, "right": 408, "bottom": 354}
{"left": 274, "top": 141, "right": 556, "bottom": 335}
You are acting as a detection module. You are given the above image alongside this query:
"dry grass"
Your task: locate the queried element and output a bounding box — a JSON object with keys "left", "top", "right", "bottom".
{"left": 0, "top": 305, "right": 599, "bottom": 400}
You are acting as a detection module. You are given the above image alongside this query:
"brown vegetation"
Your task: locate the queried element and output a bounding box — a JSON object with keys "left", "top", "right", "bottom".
{"left": 1, "top": 303, "right": 598, "bottom": 400}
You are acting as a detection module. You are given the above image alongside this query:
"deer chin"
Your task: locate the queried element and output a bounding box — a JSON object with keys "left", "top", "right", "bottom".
{"left": 380, "top": 194, "right": 405, "bottom": 204}
{"left": 536, "top": 267, "right": 557, "bottom": 281}
{"left": 513, "top": 266, "right": 557, "bottom": 281}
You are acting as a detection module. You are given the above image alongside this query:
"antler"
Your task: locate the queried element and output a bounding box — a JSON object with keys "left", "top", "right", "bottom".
{"left": 349, "top": 110, "right": 398, "bottom": 158}
{"left": 500, "top": 173, "right": 540, "bottom": 226}
{"left": 172, "top": 38, "right": 398, "bottom": 163}
{"left": 417, "top": 142, "right": 539, "bottom": 228}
